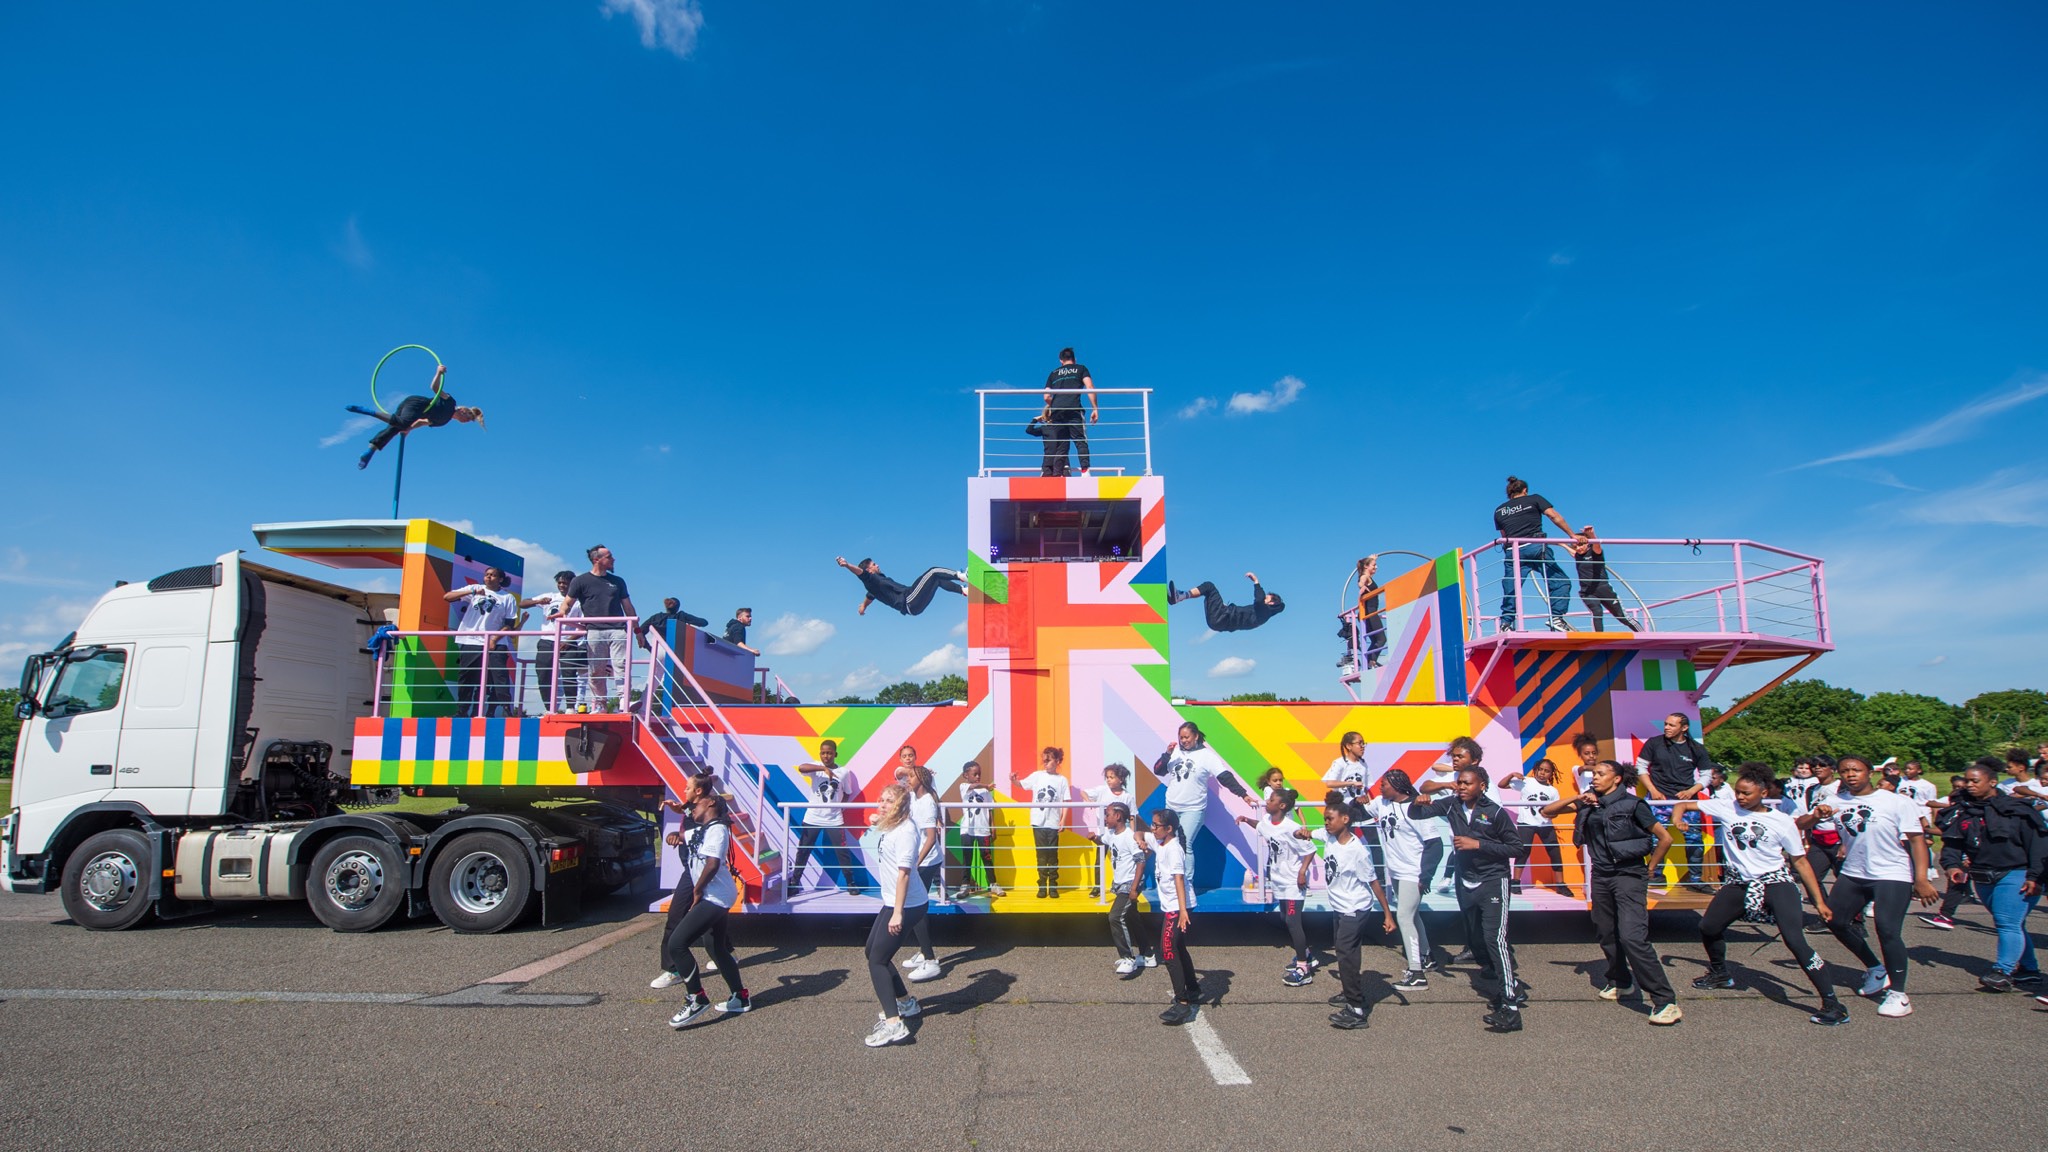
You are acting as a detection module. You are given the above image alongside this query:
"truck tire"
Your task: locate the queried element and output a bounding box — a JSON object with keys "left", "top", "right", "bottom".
{"left": 306, "top": 834, "right": 407, "bottom": 932}
{"left": 59, "top": 828, "right": 157, "bottom": 931}
{"left": 427, "top": 831, "right": 533, "bottom": 933}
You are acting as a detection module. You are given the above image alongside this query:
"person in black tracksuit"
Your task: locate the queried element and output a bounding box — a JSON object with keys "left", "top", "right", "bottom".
{"left": 1408, "top": 743, "right": 1526, "bottom": 1032}
{"left": 1636, "top": 713, "right": 1716, "bottom": 888}
{"left": 1544, "top": 760, "right": 1681, "bottom": 1024}
{"left": 1167, "top": 571, "right": 1286, "bottom": 633}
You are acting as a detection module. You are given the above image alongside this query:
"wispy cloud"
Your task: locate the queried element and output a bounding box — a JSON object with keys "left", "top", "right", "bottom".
{"left": 1207, "top": 656, "right": 1256, "bottom": 678}
{"left": 0, "top": 593, "right": 100, "bottom": 675}
{"left": 1226, "top": 376, "right": 1305, "bottom": 415}
{"left": 1903, "top": 468, "right": 2048, "bottom": 528}
{"left": 601, "top": 0, "right": 705, "bottom": 59}
{"left": 837, "top": 664, "right": 885, "bottom": 695}
{"left": 0, "top": 548, "right": 97, "bottom": 589}
{"left": 1548, "top": 250, "right": 1576, "bottom": 267}
{"left": 332, "top": 214, "right": 373, "bottom": 270}
{"left": 1794, "top": 372, "right": 2048, "bottom": 470}
{"left": 760, "top": 613, "right": 835, "bottom": 657}
{"left": 949, "top": 619, "right": 968, "bottom": 638}
{"left": 906, "top": 644, "right": 967, "bottom": 678}
{"left": 320, "top": 414, "right": 380, "bottom": 448}
{"left": 1178, "top": 396, "right": 1217, "bottom": 419}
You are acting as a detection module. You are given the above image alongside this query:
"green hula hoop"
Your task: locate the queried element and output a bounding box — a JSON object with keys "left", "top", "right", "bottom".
{"left": 370, "top": 344, "right": 445, "bottom": 416}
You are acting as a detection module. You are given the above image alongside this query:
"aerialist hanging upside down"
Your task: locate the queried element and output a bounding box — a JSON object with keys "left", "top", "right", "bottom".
{"left": 835, "top": 556, "right": 970, "bottom": 617}
{"left": 1167, "top": 571, "right": 1287, "bottom": 632}
{"left": 347, "top": 367, "right": 485, "bottom": 469}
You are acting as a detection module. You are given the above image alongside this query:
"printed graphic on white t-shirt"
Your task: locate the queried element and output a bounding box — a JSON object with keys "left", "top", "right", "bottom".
{"left": 1821, "top": 785, "right": 1923, "bottom": 883}
{"left": 803, "top": 770, "right": 847, "bottom": 827}
{"left": 1364, "top": 795, "right": 1427, "bottom": 882}
{"left": 1020, "top": 771, "right": 1070, "bottom": 830}
{"left": 1695, "top": 796, "right": 1806, "bottom": 880}
{"left": 1153, "top": 836, "right": 1193, "bottom": 913}
{"left": 1252, "top": 816, "right": 1313, "bottom": 900}
{"left": 686, "top": 821, "right": 737, "bottom": 909}
{"left": 869, "top": 821, "right": 929, "bottom": 908}
{"left": 957, "top": 785, "right": 994, "bottom": 837}
{"left": 1101, "top": 826, "right": 1144, "bottom": 888}
{"left": 1318, "top": 831, "right": 1380, "bottom": 915}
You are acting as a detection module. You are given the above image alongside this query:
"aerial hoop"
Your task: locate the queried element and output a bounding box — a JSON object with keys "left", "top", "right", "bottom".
{"left": 1335, "top": 549, "right": 1436, "bottom": 614}
{"left": 370, "top": 344, "right": 444, "bottom": 416}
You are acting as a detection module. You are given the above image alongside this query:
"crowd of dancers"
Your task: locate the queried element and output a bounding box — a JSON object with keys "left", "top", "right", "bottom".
{"left": 646, "top": 727, "right": 2047, "bottom": 1046}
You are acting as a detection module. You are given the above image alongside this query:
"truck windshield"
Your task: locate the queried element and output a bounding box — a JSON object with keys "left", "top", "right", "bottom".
{"left": 42, "top": 650, "right": 127, "bottom": 719}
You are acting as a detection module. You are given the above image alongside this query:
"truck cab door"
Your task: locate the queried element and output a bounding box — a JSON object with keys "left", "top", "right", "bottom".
{"left": 16, "top": 647, "right": 132, "bottom": 848}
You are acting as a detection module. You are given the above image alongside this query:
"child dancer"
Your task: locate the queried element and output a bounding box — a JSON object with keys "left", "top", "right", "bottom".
{"left": 1020, "top": 747, "right": 1072, "bottom": 899}
{"left": 954, "top": 760, "right": 999, "bottom": 899}
{"left": 1407, "top": 740, "right": 1526, "bottom": 1033}
{"left": 1085, "top": 764, "right": 1135, "bottom": 898}
{"left": 1085, "top": 801, "right": 1156, "bottom": 974}
{"left": 1319, "top": 793, "right": 1394, "bottom": 1030}
{"left": 1255, "top": 766, "right": 1288, "bottom": 802}
{"left": 1502, "top": 759, "right": 1573, "bottom": 897}
{"left": 1366, "top": 769, "right": 1437, "bottom": 987}
{"left": 1145, "top": 809, "right": 1202, "bottom": 1024}
{"left": 1323, "top": 731, "right": 1370, "bottom": 802}
{"left": 1237, "top": 788, "right": 1317, "bottom": 984}
{"left": 1673, "top": 764, "right": 1848, "bottom": 1026}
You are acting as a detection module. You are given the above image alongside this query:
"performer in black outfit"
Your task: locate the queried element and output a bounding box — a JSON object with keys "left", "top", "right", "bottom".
{"left": 1567, "top": 526, "right": 1638, "bottom": 631}
{"left": 1407, "top": 739, "right": 1527, "bottom": 1033}
{"left": 348, "top": 368, "right": 484, "bottom": 468}
{"left": 1168, "top": 571, "right": 1286, "bottom": 633}
{"left": 835, "top": 556, "right": 968, "bottom": 617}
{"left": 1041, "top": 347, "right": 1100, "bottom": 476}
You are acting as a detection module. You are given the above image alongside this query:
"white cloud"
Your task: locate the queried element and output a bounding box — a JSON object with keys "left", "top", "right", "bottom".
{"left": 1192, "top": 629, "right": 1218, "bottom": 645}
{"left": 1207, "top": 656, "right": 1256, "bottom": 678}
{"left": 1226, "top": 375, "right": 1305, "bottom": 415}
{"left": 1922, "top": 655, "right": 1948, "bottom": 667}
{"left": 760, "top": 613, "right": 836, "bottom": 657}
{"left": 443, "top": 520, "right": 567, "bottom": 582}
{"left": 601, "top": 0, "right": 705, "bottom": 58}
{"left": 837, "top": 664, "right": 886, "bottom": 695}
{"left": 949, "top": 619, "right": 968, "bottom": 638}
{"left": 320, "top": 414, "right": 380, "bottom": 448}
{"left": 332, "top": 214, "right": 373, "bottom": 271}
{"left": 1178, "top": 396, "right": 1217, "bottom": 419}
{"left": 1795, "top": 372, "right": 2048, "bottom": 469}
{"left": 1903, "top": 468, "right": 2048, "bottom": 528}
{"left": 906, "top": 644, "right": 967, "bottom": 678}
{"left": 0, "top": 594, "right": 101, "bottom": 677}
{"left": 1548, "top": 251, "right": 1575, "bottom": 266}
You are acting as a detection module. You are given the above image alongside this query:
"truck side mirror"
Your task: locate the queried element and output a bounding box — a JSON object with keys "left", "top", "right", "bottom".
{"left": 12, "top": 696, "right": 31, "bottom": 721}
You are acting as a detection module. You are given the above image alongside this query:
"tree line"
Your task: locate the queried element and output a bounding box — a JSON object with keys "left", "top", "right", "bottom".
{"left": 1702, "top": 681, "right": 2045, "bottom": 774}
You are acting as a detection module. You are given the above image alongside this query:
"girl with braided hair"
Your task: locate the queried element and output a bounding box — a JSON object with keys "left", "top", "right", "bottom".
{"left": 1144, "top": 808, "right": 1203, "bottom": 1025}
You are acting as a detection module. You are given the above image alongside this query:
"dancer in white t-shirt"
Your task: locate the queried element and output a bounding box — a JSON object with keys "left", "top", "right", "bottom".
{"left": 792, "top": 739, "right": 860, "bottom": 894}
{"left": 1084, "top": 764, "right": 1136, "bottom": 897}
{"left": 1802, "top": 755, "right": 1939, "bottom": 1017}
{"left": 1323, "top": 731, "right": 1371, "bottom": 802}
{"left": 861, "top": 784, "right": 928, "bottom": 1048}
{"left": 894, "top": 748, "right": 945, "bottom": 983}
{"left": 1019, "top": 747, "right": 1073, "bottom": 900}
{"left": 1502, "top": 760, "right": 1572, "bottom": 896}
{"left": 663, "top": 791, "right": 751, "bottom": 1027}
{"left": 1140, "top": 721, "right": 1254, "bottom": 887}
{"left": 1366, "top": 769, "right": 1437, "bottom": 985}
{"left": 1084, "top": 801, "right": 1156, "bottom": 974}
{"left": 1319, "top": 793, "right": 1394, "bottom": 1030}
{"left": 1143, "top": 809, "right": 1203, "bottom": 1025}
{"left": 953, "top": 760, "right": 1000, "bottom": 899}
{"left": 1237, "top": 788, "right": 1317, "bottom": 984}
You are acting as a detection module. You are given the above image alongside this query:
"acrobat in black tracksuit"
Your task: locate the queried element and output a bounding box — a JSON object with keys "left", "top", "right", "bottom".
{"left": 1409, "top": 792, "right": 1525, "bottom": 1018}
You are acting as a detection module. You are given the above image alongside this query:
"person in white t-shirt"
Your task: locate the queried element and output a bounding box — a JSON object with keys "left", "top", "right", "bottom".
{"left": 1570, "top": 733, "right": 1602, "bottom": 797}
{"left": 1323, "top": 731, "right": 1371, "bottom": 802}
{"left": 1502, "top": 760, "right": 1572, "bottom": 897}
{"left": 520, "top": 569, "right": 585, "bottom": 712}
{"left": 1364, "top": 770, "right": 1436, "bottom": 985}
{"left": 1320, "top": 794, "right": 1395, "bottom": 1030}
{"left": 1800, "top": 755, "right": 1939, "bottom": 1018}
{"left": 952, "top": 760, "right": 1000, "bottom": 899}
{"left": 1254, "top": 766, "right": 1288, "bottom": 803}
{"left": 1236, "top": 788, "right": 1317, "bottom": 984}
{"left": 662, "top": 791, "right": 751, "bottom": 1027}
{"left": 1020, "top": 747, "right": 1073, "bottom": 900}
{"left": 1673, "top": 764, "right": 1849, "bottom": 1026}
{"left": 1678, "top": 764, "right": 1737, "bottom": 884}
{"left": 893, "top": 748, "right": 945, "bottom": 982}
{"left": 792, "top": 739, "right": 860, "bottom": 895}
{"left": 1141, "top": 722, "right": 1254, "bottom": 889}
{"left": 1143, "top": 809, "right": 1203, "bottom": 1025}
{"left": 1084, "top": 764, "right": 1135, "bottom": 898}
{"left": 444, "top": 567, "right": 519, "bottom": 716}
{"left": 861, "top": 784, "right": 928, "bottom": 1048}
{"left": 1895, "top": 762, "right": 1938, "bottom": 838}
{"left": 1414, "top": 758, "right": 1460, "bottom": 894}
{"left": 1084, "top": 801, "right": 1156, "bottom": 974}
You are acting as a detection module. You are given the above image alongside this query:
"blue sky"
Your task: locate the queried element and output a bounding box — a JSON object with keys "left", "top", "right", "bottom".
{"left": 3, "top": 2, "right": 2043, "bottom": 707}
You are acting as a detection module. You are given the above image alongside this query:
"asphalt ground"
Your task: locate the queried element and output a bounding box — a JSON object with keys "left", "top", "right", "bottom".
{"left": 1, "top": 889, "right": 2042, "bottom": 1152}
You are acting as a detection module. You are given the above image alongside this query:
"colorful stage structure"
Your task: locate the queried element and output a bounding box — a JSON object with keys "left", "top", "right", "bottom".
{"left": 272, "top": 389, "right": 1831, "bottom": 917}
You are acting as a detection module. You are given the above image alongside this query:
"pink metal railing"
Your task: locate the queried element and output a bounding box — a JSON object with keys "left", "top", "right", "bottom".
{"left": 1459, "top": 538, "right": 1828, "bottom": 644}
{"left": 370, "top": 616, "right": 644, "bottom": 718}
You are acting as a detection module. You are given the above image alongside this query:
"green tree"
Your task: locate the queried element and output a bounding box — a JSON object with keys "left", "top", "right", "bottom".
{"left": 1964, "top": 690, "right": 2048, "bottom": 754}
{"left": 1859, "top": 692, "right": 1973, "bottom": 771}
{"left": 0, "top": 688, "right": 18, "bottom": 773}
{"left": 1222, "top": 691, "right": 1311, "bottom": 703}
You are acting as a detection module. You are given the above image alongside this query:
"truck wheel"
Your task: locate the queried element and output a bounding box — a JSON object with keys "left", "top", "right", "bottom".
{"left": 428, "top": 831, "right": 533, "bottom": 933}
{"left": 60, "top": 828, "right": 156, "bottom": 931}
{"left": 306, "top": 834, "right": 406, "bottom": 932}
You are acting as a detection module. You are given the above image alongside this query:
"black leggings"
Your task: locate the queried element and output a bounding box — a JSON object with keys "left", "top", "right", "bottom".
{"left": 911, "top": 864, "right": 940, "bottom": 958}
{"left": 1806, "top": 838, "right": 1842, "bottom": 885}
{"left": 865, "top": 903, "right": 927, "bottom": 1013}
{"left": 1418, "top": 838, "right": 1446, "bottom": 890}
{"left": 1033, "top": 828, "right": 1060, "bottom": 889}
{"left": 1277, "top": 897, "right": 1309, "bottom": 964}
{"left": 1523, "top": 825, "right": 1569, "bottom": 890}
{"left": 1825, "top": 875, "right": 1913, "bottom": 991}
{"left": 1580, "top": 581, "right": 1632, "bottom": 631}
{"left": 664, "top": 899, "right": 742, "bottom": 999}
{"left": 1160, "top": 913, "right": 1199, "bottom": 1004}
{"left": 1701, "top": 881, "right": 1833, "bottom": 1000}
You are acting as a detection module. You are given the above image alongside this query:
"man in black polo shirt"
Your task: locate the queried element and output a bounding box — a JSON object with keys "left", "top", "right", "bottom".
{"left": 1635, "top": 712, "right": 1715, "bottom": 889}
{"left": 1492, "top": 476, "right": 1580, "bottom": 632}
{"left": 1041, "top": 348, "right": 1100, "bottom": 477}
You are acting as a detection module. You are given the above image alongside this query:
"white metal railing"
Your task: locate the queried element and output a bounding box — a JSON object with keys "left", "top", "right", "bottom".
{"left": 977, "top": 387, "right": 1153, "bottom": 478}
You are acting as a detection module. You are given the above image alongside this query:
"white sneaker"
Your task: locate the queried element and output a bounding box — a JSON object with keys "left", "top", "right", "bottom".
{"left": 1142, "top": 954, "right": 1158, "bottom": 968}
{"left": 1546, "top": 617, "right": 1570, "bottom": 632}
{"left": 1877, "top": 990, "right": 1912, "bottom": 1018}
{"left": 1858, "top": 966, "right": 1891, "bottom": 998}
{"left": 1114, "top": 957, "right": 1138, "bottom": 975}
{"left": 714, "top": 993, "right": 751, "bottom": 1014}
{"left": 896, "top": 996, "right": 921, "bottom": 1018}
{"left": 907, "top": 959, "right": 943, "bottom": 983}
{"left": 900, "top": 953, "right": 930, "bottom": 970}
{"left": 864, "top": 1015, "right": 911, "bottom": 1047}
{"left": 667, "top": 996, "right": 710, "bottom": 1029}
{"left": 649, "top": 970, "right": 683, "bottom": 990}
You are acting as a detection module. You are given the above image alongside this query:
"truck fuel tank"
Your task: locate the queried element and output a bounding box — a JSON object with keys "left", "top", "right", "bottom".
{"left": 172, "top": 825, "right": 306, "bottom": 902}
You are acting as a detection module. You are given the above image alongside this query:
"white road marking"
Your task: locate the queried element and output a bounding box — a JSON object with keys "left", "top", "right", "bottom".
{"left": 480, "top": 914, "right": 661, "bottom": 984}
{"left": 1184, "top": 1011, "right": 1251, "bottom": 1085}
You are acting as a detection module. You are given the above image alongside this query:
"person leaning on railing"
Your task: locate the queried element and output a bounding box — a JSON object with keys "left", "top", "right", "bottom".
{"left": 444, "top": 566, "right": 518, "bottom": 716}
{"left": 520, "top": 569, "right": 585, "bottom": 713}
